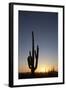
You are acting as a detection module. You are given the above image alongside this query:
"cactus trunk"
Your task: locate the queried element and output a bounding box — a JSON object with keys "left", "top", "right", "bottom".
{"left": 32, "top": 31, "right": 34, "bottom": 71}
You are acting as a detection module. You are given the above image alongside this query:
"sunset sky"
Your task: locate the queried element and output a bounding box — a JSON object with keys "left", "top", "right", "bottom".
{"left": 18, "top": 11, "right": 58, "bottom": 73}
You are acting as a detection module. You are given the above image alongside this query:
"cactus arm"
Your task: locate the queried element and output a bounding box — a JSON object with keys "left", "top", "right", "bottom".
{"left": 27, "top": 56, "right": 32, "bottom": 69}
{"left": 34, "top": 50, "right": 37, "bottom": 70}
{"left": 27, "top": 51, "right": 32, "bottom": 69}
{"left": 34, "top": 45, "right": 39, "bottom": 70}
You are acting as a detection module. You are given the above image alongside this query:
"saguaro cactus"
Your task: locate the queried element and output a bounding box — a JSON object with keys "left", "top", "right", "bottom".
{"left": 27, "top": 31, "right": 39, "bottom": 74}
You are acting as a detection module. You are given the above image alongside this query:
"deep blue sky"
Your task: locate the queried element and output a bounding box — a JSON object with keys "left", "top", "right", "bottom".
{"left": 18, "top": 11, "right": 58, "bottom": 73}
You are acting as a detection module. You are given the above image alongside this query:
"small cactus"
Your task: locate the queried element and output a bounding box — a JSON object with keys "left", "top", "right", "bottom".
{"left": 27, "top": 31, "right": 39, "bottom": 74}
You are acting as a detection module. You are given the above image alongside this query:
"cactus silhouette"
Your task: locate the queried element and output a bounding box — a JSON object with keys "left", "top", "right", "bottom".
{"left": 27, "top": 31, "right": 39, "bottom": 74}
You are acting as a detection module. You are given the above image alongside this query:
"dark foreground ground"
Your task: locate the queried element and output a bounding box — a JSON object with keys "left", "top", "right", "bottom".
{"left": 19, "top": 71, "right": 58, "bottom": 79}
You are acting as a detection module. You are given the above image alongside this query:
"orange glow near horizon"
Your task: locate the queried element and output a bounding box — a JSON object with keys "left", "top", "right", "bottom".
{"left": 35, "top": 64, "right": 58, "bottom": 73}
{"left": 19, "top": 64, "right": 58, "bottom": 73}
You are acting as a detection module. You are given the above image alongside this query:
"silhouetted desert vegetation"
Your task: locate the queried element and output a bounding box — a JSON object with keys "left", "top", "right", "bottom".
{"left": 19, "top": 32, "right": 58, "bottom": 79}
{"left": 19, "top": 71, "right": 58, "bottom": 79}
